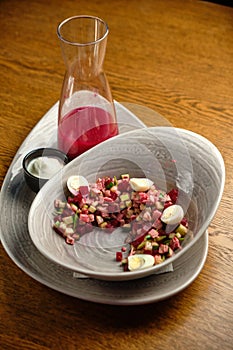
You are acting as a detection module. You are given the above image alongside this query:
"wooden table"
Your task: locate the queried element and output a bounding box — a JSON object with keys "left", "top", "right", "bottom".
{"left": 0, "top": 0, "right": 232, "bottom": 349}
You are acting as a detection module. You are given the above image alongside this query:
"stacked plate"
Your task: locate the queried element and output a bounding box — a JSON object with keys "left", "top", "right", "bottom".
{"left": 0, "top": 102, "right": 224, "bottom": 305}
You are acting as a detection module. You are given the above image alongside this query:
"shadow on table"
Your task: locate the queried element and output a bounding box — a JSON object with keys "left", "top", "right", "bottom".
{"left": 201, "top": 0, "right": 233, "bottom": 7}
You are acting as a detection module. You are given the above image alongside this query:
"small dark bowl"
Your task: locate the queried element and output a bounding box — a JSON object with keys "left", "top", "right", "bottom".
{"left": 22, "top": 148, "right": 69, "bottom": 193}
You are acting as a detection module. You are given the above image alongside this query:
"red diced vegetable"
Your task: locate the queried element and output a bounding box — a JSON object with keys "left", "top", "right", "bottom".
{"left": 79, "top": 213, "right": 90, "bottom": 223}
{"left": 152, "top": 219, "right": 163, "bottom": 230}
{"left": 79, "top": 186, "right": 89, "bottom": 196}
{"left": 167, "top": 189, "right": 178, "bottom": 203}
{"left": 131, "top": 233, "right": 146, "bottom": 248}
{"left": 148, "top": 228, "right": 159, "bottom": 238}
{"left": 152, "top": 209, "right": 162, "bottom": 220}
{"left": 117, "top": 180, "right": 130, "bottom": 192}
{"left": 181, "top": 217, "right": 188, "bottom": 227}
{"left": 139, "top": 192, "right": 148, "bottom": 203}
{"left": 169, "top": 236, "right": 181, "bottom": 250}
{"left": 104, "top": 196, "right": 114, "bottom": 202}
{"left": 164, "top": 201, "right": 173, "bottom": 209}
{"left": 110, "top": 191, "right": 118, "bottom": 201}
{"left": 116, "top": 251, "right": 123, "bottom": 261}
{"left": 53, "top": 224, "right": 65, "bottom": 237}
{"left": 158, "top": 244, "right": 169, "bottom": 254}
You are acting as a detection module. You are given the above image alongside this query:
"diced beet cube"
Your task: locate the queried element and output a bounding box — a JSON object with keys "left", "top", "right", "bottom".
{"left": 53, "top": 224, "right": 65, "bottom": 237}
{"left": 158, "top": 228, "right": 166, "bottom": 236}
{"left": 79, "top": 186, "right": 89, "bottom": 196}
{"left": 104, "top": 189, "right": 111, "bottom": 197}
{"left": 164, "top": 201, "right": 173, "bottom": 209}
{"left": 116, "top": 251, "right": 123, "bottom": 262}
{"left": 148, "top": 228, "right": 159, "bottom": 238}
{"left": 131, "top": 233, "right": 146, "bottom": 248}
{"left": 144, "top": 250, "right": 153, "bottom": 255}
{"left": 169, "top": 236, "right": 181, "bottom": 250}
{"left": 167, "top": 189, "right": 178, "bottom": 203}
{"left": 152, "top": 219, "right": 163, "bottom": 230}
{"left": 117, "top": 180, "right": 129, "bottom": 192}
{"left": 104, "top": 196, "right": 114, "bottom": 202}
{"left": 79, "top": 213, "right": 90, "bottom": 223}
{"left": 110, "top": 191, "right": 118, "bottom": 201}
{"left": 158, "top": 244, "right": 169, "bottom": 254}
{"left": 110, "top": 219, "right": 119, "bottom": 228}
{"left": 152, "top": 209, "right": 162, "bottom": 221}
{"left": 123, "top": 262, "right": 129, "bottom": 271}
{"left": 69, "top": 193, "right": 83, "bottom": 204}
{"left": 139, "top": 192, "right": 148, "bottom": 203}
{"left": 181, "top": 217, "right": 188, "bottom": 227}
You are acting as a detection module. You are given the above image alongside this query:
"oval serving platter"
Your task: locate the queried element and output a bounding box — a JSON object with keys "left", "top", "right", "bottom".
{"left": 0, "top": 101, "right": 209, "bottom": 304}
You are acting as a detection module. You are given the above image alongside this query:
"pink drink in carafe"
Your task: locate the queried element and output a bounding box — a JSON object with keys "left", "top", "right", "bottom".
{"left": 57, "top": 16, "right": 118, "bottom": 159}
{"left": 58, "top": 106, "right": 118, "bottom": 159}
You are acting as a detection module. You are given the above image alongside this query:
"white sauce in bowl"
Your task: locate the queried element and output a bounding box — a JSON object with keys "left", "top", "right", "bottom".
{"left": 27, "top": 157, "right": 64, "bottom": 179}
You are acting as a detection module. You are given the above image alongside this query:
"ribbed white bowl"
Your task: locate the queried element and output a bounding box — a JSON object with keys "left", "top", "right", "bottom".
{"left": 28, "top": 127, "right": 225, "bottom": 281}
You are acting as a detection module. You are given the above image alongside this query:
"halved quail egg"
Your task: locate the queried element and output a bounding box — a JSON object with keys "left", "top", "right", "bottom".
{"left": 128, "top": 254, "right": 155, "bottom": 271}
{"left": 161, "top": 204, "right": 184, "bottom": 225}
{"left": 67, "top": 175, "right": 89, "bottom": 196}
{"left": 129, "top": 178, "right": 153, "bottom": 192}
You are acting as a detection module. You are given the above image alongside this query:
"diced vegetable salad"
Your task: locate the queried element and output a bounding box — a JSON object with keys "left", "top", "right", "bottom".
{"left": 52, "top": 175, "right": 189, "bottom": 271}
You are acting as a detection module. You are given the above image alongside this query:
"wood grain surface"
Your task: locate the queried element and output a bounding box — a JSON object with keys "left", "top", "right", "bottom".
{"left": 0, "top": 0, "right": 232, "bottom": 349}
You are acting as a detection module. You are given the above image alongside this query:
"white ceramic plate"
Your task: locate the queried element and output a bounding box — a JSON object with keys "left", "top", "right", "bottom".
{"left": 0, "top": 101, "right": 210, "bottom": 304}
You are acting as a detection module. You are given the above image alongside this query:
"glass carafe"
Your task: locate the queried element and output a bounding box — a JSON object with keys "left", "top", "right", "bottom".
{"left": 57, "top": 15, "right": 118, "bottom": 160}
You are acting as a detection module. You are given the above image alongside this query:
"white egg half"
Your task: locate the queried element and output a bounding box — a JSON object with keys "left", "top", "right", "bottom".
{"left": 161, "top": 204, "right": 184, "bottom": 225}
{"left": 129, "top": 178, "right": 154, "bottom": 192}
{"left": 67, "top": 175, "right": 89, "bottom": 196}
{"left": 128, "top": 254, "right": 155, "bottom": 271}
